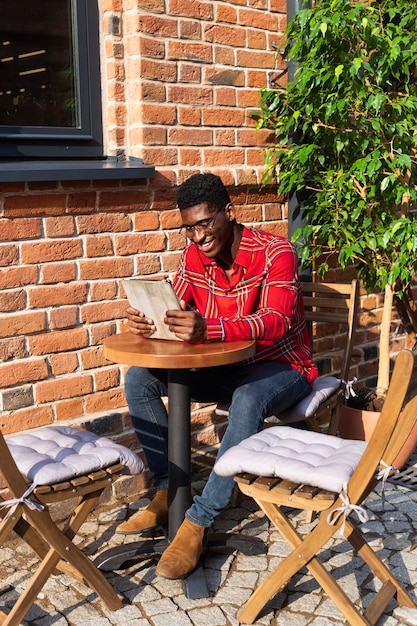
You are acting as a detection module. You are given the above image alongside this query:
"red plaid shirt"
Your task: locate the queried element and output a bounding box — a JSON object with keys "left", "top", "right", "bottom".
{"left": 173, "top": 227, "right": 318, "bottom": 384}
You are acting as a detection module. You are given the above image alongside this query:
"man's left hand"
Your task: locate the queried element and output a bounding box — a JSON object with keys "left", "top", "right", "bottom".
{"left": 164, "top": 301, "right": 207, "bottom": 343}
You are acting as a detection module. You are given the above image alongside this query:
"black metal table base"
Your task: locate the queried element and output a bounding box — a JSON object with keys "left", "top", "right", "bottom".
{"left": 94, "top": 531, "right": 266, "bottom": 598}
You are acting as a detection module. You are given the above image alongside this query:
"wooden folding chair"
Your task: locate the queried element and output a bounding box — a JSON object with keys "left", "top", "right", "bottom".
{"left": 214, "top": 349, "right": 417, "bottom": 625}
{"left": 0, "top": 425, "right": 144, "bottom": 626}
{"left": 215, "top": 279, "right": 360, "bottom": 435}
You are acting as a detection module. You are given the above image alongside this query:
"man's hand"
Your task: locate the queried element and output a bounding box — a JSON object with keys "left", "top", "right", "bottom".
{"left": 164, "top": 300, "right": 207, "bottom": 343}
{"left": 126, "top": 306, "right": 157, "bottom": 337}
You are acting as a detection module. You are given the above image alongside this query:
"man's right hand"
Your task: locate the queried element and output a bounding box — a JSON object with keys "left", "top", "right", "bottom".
{"left": 126, "top": 306, "right": 156, "bottom": 337}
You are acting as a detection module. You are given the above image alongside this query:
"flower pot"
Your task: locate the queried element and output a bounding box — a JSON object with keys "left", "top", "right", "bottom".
{"left": 339, "top": 405, "right": 417, "bottom": 470}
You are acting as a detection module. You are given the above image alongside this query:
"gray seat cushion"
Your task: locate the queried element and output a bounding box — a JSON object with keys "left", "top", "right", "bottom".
{"left": 214, "top": 425, "right": 367, "bottom": 494}
{"left": 6, "top": 425, "right": 144, "bottom": 486}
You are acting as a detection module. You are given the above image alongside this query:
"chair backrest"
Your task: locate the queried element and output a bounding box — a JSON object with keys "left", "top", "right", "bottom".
{"left": 301, "top": 279, "right": 360, "bottom": 386}
{"left": 344, "top": 348, "right": 417, "bottom": 504}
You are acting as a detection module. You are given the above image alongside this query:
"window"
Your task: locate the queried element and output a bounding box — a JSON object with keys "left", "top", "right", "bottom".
{"left": 0, "top": 0, "right": 103, "bottom": 159}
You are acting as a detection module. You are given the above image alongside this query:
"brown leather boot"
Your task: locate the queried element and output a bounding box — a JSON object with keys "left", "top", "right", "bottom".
{"left": 116, "top": 489, "right": 168, "bottom": 534}
{"left": 156, "top": 518, "right": 207, "bottom": 579}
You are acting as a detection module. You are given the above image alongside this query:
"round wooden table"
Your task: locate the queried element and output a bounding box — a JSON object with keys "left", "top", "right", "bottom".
{"left": 96, "top": 332, "right": 256, "bottom": 585}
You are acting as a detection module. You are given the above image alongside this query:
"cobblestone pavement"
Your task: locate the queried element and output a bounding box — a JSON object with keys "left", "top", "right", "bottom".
{"left": 1, "top": 476, "right": 417, "bottom": 626}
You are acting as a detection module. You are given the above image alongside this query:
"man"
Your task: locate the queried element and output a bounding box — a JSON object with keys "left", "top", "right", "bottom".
{"left": 117, "top": 173, "right": 318, "bottom": 579}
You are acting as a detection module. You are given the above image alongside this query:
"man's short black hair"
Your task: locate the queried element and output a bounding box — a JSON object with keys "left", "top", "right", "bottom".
{"left": 176, "top": 173, "right": 231, "bottom": 211}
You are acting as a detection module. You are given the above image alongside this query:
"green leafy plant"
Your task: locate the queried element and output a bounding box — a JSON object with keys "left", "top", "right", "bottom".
{"left": 257, "top": 0, "right": 417, "bottom": 405}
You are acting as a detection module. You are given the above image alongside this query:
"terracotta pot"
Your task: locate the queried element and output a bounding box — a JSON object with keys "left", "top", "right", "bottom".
{"left": 339, "top": 405, "right": 417, "bottom": 470}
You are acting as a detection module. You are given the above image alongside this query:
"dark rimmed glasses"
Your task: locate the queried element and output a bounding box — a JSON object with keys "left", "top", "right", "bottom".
{"left": 179, "top": 207, "right": 224, "bottom": 238}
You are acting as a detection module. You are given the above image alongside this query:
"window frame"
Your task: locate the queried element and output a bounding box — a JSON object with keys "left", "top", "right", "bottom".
{"left": 0, "top": 0, "right": 103, "bottom": 159}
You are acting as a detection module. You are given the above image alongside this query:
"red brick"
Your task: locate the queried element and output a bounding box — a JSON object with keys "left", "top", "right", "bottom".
{"left": 179, "top": 64, "right": 201, "bottom": 82}
{"left": 204, "top": 24, "right": 245, "bottom": 47}
{"left": 202, "top": 108, "right": 244, "bottom": 127}
{"left": 99, "top": 191, "right": 152, "bottom": 212}
{"left": 48, "top": 306, "right": 79, "bottom": 330}
{"left": 179, "top": 148, "right": 203, "bottom": 166}
{"left": 214, "top": 46, "right": 235, "bottom": 66}
{"left": 140, "top": 147, "right": 179, "bottom": 166}
{"left": 132, "top": 211, "right": 160, "bottom": 231}
{"left": 35, "top": 374, "right": 93, "bottom": 403}
{"left": 21, "top": 239, "right": 82, "bottom": 264}
{"left": 89, "top": 281, "right": 118, "bottom": 302}
{"left": 140, "top": 127, "right": 167, "bottom": 145}
{"left": 0, "top": 358, "right": 48, "bottom": 387}
{"left": 76, "top": 213, "right": 131, "bottom": 234}
{"left": 28, "top": 328, "right": 89, "bottom": 356}
{"left": 236, "top": 49, "right": 276, "bottom": 69}
{"left": 167, "top": 41, "right": 212, "bottom": 62}
{"left": 168, "top": 128, "right": 213, "bottom": 145}
{"left": 40, "top": 262, "right": 77, "bottom": 284}
{"left": 79, "top": 257, "right": 133, "bottom": 280}
{"left": 0, "top": 217, "right": 42, "bottom": 241}
{"left": 178, "top": 107, "right": 201, "bottom": 125}
{"left": 81, "top": 300, "right": 129, "bottom": 324}
{"left": 138, "top": 58, "right": 177, "bottom": 82}
{"left": 203, "top": 148, "right": 245, "bottom": 166}
{"left": 168, "top": 0, "right": 213, "bottom": 19}
{"left": 0, "top": 337, "right": 25, "bottom": 361}
{"left": 0, "top": 266, "right": 38, "bottom": 289}
{"left": 140, "top": 81, "right": 167, "bottom": 102}
{"left": 55, "top": 398, "right": 84, "bottom": 421}
{"left": 160, "top": 210, "right": 181, "bottom": 229}
{"left": 29, "top": 284, "right": 87, "bottom": 308}
{"left": 168, "top": 86, "right": 212, "bottom": 105}
{"left": 0, "top": 245, "right": 18, "bottom": 267}
{"left": 0, "top": 289, "right": 25, "bottom": 313}
{"left": 162, "top": 252, "right": 182, "bottom": 273}
{"left": 84, "top": 388, "right": 127, "bottom": 414}
{"left": 135, "top": 255, "right": 162, "bottom": 274}
{"left": 129, "top": 14, "right": 177, "bottom": 37}
{"left": 93, "top": 367, "right": 120, "bottom": 391}
{"left": 0, "top": 406, "right": 53, "bottom": 435}
{"left": 85, "top": 235, "right": 114, "bottom": 257}
{"left": 141, "top": 103, "right": 177, "bottom": 125}
{"left": 3, "top": 195, "right": 67, "bottom": 218}
{"left": 0, "top": 311, "right": 46, "bottom": 338}
{"left": 216, "top": 5, "right": 237, "bottom": 22}
{"left": 90, "top": 322, "right": 118, "bottom": 346}
{"left": 238, "top": 8, "right": 278, "bottom": 30}
{"left": 179, "top": 19, "right": 201, "bottom": 40}
{"left": 80, "top": 347, "right": 109, "bottom": 370}
{"left": 49, "top": 353, "right": 78, "bottom": 376}
{"left": 44, "top": 216, "right": 76, "bottom": 237}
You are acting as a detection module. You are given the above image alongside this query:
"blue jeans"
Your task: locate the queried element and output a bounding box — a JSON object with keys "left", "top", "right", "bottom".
{"left": 124, "top": 360, "right": 311, "bottom": 528}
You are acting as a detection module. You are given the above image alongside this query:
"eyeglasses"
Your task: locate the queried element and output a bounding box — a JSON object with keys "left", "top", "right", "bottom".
{"left": 179, "top": 207, "right": 223, "bottom": 237}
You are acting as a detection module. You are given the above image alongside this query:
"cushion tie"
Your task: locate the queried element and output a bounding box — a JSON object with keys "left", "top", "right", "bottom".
{"left": 343, "top": 377, "right": 358, "bottom": 399}
{"left": 376, "top": 460, "right": 399, "bottom": 508}
{"left": 327, "top": 483, "right": 368, "bottom": 534}
{"left": 0, "top": 483, "right": 44, "bottom": 520}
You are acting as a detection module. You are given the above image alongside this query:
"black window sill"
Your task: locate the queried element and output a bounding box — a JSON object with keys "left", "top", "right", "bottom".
{"left": 0, "top": 158, "right": 155, "bottom": 183}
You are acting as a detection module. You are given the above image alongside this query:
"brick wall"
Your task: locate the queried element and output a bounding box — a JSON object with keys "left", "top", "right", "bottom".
{"left": 0, "top": 0, "right": 397, "bottom": 500}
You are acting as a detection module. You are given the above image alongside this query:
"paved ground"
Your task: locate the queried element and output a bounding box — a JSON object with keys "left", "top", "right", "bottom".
{"left": 2, "top": 467, "right": 417, "bottom": 626}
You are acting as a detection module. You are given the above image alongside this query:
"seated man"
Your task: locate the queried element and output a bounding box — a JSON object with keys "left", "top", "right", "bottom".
{"left": 117, "top": 172, "right": 318, "bottom": 579}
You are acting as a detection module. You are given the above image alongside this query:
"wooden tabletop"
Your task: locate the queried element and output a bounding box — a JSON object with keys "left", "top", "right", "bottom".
{"left": 103, "top": 332, "right": 256, "bottom": 369}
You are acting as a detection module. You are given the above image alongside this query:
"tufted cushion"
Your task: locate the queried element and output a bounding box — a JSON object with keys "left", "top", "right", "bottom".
{"left": 6, "top": 425, "right": 144, "bottom": 486}
{"left": 215, "top": 376, "right": 341, "bottom": 424}
{"left": 276, "top": 376, "right": 340, "bottom": 422}
{"left": 214, "top": 426, "right": 367, "bottom": 494}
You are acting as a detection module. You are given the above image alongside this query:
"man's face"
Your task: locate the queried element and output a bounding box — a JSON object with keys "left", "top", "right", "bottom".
{"left": 180, "top": 202, "right": 235, "bottom": 259}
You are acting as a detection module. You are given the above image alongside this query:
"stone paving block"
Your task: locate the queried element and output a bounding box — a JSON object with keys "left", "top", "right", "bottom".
{"left": 1, "top": 480, "right": 417, "bottom": 625}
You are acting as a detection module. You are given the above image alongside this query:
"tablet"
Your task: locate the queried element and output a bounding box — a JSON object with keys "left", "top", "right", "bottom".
{"left": 122, "top": 279, "right": 181, "bottom": 340}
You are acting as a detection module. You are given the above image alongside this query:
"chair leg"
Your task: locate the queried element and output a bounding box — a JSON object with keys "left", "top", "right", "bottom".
{"left": 2, "top": 505, "right": 122, "bottom": 626}
{"left": 344, "top": 520, "right": 417, "bottom": 610}
{"left": 238, "top": 500, "right": 369, "bottom": 625}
